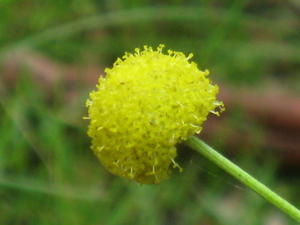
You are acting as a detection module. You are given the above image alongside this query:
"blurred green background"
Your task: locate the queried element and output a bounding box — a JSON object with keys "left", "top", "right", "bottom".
{"left": 0, "top": 0, "right": 300, "bottom": 224}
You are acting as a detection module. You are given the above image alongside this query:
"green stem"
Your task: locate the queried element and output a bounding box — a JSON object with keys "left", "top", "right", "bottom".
{"left": 185, "top": 136, "right": 300, "bottom": 222}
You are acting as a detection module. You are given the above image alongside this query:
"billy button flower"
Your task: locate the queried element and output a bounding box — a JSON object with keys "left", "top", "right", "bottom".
{"left": 86, "top": 45, "right": 223, "bottom": 184}
{"left": 85, "top": 45, "right": 300, "bottom": 222}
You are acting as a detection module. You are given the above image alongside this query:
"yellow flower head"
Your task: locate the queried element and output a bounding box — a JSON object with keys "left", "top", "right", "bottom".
{"left": 86, "top": 45, "right": 223, "bottom": 184}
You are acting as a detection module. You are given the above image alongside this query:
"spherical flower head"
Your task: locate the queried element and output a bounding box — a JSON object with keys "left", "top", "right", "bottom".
{"left": 86, "top": 45, "right": 224, "bottom": 184}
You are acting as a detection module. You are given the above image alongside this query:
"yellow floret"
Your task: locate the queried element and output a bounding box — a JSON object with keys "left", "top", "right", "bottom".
{"left": 86, "top": 44, "right": 224, "bottom": 184}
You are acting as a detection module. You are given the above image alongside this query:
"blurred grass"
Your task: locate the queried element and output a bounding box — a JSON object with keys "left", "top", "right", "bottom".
{"left": 0, "top": 0, "right": 299, "bottom": 224}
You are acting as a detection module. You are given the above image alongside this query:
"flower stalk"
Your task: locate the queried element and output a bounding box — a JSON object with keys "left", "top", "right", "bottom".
{"left": 185, "top": 136, "right": 300, "bottom": 222}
